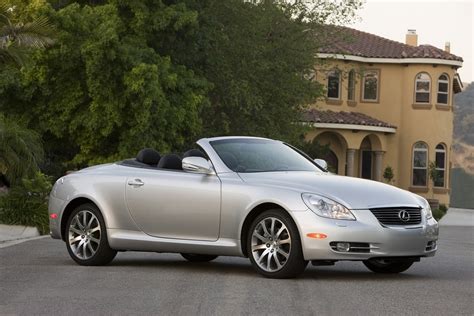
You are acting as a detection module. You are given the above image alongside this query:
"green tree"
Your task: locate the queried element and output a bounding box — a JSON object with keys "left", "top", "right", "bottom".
{"left": 0, "top": 0, "right": 54, "bottom": 65}
{"left": 161, "top": 0, "right": 361, "bottom": 143}
{"left": 1, "top": 1, "right": 209, "bottom": 167}
{"left": 0, "top": 113, "right": 44, "bottom": 184}
{"left": 0, "top": 0, "right": 362, "bottom": 170}
{"left": 0, "top": 0, "right": 54, "bottom": 183}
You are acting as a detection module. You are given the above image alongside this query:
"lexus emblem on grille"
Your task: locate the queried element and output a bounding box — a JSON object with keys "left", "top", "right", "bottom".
{"left": 398, "top": 210, "right": 411, "bottom": 222}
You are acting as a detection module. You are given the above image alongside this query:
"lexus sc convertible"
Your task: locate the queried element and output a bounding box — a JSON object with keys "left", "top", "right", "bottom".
{"left": 49, "top": 136, "right": 438, "bottom": 278}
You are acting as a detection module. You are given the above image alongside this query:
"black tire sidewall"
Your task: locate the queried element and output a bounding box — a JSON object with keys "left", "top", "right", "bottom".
{"left": 181, "top": 253, "right": 218, "bottom": 262}
{"left": 363, "top": 260, "right": 414, "bottom": 273}
{"left": 65, "top": 203, "right": 116, "bottom": 266}
{"left": 247, "top": 209, "right": 307, "bottom": 278}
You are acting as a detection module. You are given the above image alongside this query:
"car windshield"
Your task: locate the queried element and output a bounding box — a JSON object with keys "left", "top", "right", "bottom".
{"left": 210, "top": 138, "right": 323, "bottom": 173}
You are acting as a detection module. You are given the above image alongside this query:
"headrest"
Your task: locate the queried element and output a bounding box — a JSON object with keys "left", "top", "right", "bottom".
{"left": 183, "top": 149, "right": 206, "bottom": 159}
{"left": 157, "top": 154, "right": 182, "bottom": 170}
{"left": 136, "top": 148, "right": 161, "bottom": 166}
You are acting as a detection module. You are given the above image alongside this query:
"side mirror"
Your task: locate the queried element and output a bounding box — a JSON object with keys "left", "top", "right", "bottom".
{"left": 314, "top": 158, "right": 328, "bottom": 171}
{"left": 182, "top": 157, "right": 215, "bottom": 175}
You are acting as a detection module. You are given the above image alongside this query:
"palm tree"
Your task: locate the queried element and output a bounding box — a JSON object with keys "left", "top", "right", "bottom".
{"left": 0, "top": 0, "right": 55, "bottom": 66}
{"left": 0, "top": 2, "right": 53, "bottom": 185}
{"left": 0, "top": 114, "right": 44, "bottom": 185}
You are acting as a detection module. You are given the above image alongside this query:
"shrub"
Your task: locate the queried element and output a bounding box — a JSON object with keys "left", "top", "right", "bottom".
{"left": 0, "top": 172, "right": 52, "bottom": 234}
{"left": 432, "top": 205, "right": 447, "bottom": 221}
{"left": 383, "top": 166, "right": 394, "bottom": 184}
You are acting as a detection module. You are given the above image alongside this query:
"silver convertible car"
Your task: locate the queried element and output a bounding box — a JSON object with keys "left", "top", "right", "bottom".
{"left": 48, "top": 136, "right": 438, "bottom": 278}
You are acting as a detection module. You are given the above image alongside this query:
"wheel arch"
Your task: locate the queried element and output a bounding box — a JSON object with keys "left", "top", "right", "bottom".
{"left": 60, "top": 197, "right": 102, "bottom": 241}
{"left": 240, "top": 202, "right": 298, "bottom": 257}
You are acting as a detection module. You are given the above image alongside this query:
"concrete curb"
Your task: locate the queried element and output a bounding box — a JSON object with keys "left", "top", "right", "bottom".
{"left": 439, "top": 208, "right": 474, "bottom": 227}
{"left": 0, "top": 224, "right": 40, "bottom": 243}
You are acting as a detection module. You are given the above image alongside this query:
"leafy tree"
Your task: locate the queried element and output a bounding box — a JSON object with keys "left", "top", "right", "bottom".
{"left": 160, "top": 0, "right": 362, "bottom": 143}
{"left": 1, "top": 1, "right": 209, "bottom": 166}
{"left": 0, "top": 0, "right": 363, "bottom": 170}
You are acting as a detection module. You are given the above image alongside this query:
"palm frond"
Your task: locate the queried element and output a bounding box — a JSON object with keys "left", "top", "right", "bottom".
{"left": 0, "top": 2, "right": 55, "bottom": 66}
{"left": 0, "top": 114, "right": 44, "bottom": 184}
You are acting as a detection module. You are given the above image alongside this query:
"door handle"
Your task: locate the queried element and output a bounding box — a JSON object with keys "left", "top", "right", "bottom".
{"left": 127, "top": 179, "right": 144, "bottom": 187}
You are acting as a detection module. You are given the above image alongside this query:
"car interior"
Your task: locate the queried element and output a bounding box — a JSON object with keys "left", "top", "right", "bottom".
{"left": 120, "top": 148, "right": 208, "bottom": 171}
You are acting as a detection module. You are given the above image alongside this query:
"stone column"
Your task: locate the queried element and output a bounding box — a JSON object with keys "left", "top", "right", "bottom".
{"left": 346, "top": 149, "right": 356, "bottom": 177}
{"left": 374, "top": 151, "right": 384, "bottom": 182}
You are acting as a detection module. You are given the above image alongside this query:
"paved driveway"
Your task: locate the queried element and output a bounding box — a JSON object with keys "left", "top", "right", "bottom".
{"left": 1, "top": 226, "right": 473, "bottom": 315}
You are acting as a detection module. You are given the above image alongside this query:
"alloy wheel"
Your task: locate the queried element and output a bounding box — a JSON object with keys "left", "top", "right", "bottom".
{"left": 68, "top": 210, "right": 101, "bottom": 260}
{"left": 251, "top": 217, "right": 291, "bottom": 272}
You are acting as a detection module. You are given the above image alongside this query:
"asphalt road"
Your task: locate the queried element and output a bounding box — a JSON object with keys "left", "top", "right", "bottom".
{"left": 1, "top": 226, "right": 473, "bottom": 315}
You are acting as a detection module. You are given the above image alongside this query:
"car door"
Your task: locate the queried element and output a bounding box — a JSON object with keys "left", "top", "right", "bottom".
{"left": 125, "top": 168, "right": 221, "bottom": 241}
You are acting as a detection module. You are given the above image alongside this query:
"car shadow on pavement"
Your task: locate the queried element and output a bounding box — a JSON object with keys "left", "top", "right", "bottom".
{"left": 303, "top": 266, "right": 428, "bottom": 281}
{"left": 103, "top": 256, "right": 429, "bottom": 281}
{"left": 108, "top": 258, "right": 255, "bottom": 276}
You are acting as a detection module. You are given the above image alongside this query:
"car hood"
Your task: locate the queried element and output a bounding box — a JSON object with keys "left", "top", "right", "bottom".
{"left": 238, "top": 171, "right": 422, "bottom": 210}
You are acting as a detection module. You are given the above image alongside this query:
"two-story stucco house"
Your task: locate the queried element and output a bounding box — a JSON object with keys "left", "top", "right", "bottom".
{"left": 303, "top": 27, "right": 463, "bottom": 205}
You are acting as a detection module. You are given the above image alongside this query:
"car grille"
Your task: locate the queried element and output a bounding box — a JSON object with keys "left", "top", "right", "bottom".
{"left": 370, "top": 207, "right": 422, "bottom": 226}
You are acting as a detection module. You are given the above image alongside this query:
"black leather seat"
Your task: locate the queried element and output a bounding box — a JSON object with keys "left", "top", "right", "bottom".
{"left": 136, "top": 148, "right": 161, "bottom": 166}
{"left": 157, "top": 154, "right": 182, "bottom": 170}
{"left": 183, "top": 149, "right": 207, "bottom": 159}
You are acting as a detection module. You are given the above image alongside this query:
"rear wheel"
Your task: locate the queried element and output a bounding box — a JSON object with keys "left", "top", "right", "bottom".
{"left": 181, "top": 253, "right": 218, "bottom": 262}
{"left": 363, "top": 259, "right": 414, "bottom": 274}
{"left": 247, "top": 210, "right": 308, "bottom": 278}
{"left": 66, "top": 203, "right": 117, "bottom": 266}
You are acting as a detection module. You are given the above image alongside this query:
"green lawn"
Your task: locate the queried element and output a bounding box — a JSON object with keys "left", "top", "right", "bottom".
{"left": 450, "top": 168, "right": 474, "bottom": 209}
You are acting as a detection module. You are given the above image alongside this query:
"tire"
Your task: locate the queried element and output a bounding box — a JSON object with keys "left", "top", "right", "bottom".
{"left": 247, "top": 209, "right": 308, "bottom": 278}
{"left": 65, "top": 203, "right": 117, "bottom": 266}
{"left": 363, "top": 259, "right": 414, "bottom": 274}
{"left": 181, "top": 253, "right": 218, "bottom": 262}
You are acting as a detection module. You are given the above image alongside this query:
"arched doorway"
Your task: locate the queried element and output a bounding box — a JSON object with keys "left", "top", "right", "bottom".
{"left": 359, "top": 134, "right": 383, "bottom": 180}
{"left": 325, "top": 150, "right": 339, "bottom": 174}
{"left": 360, "top": 137, "right": 372, "bottom": 179}
{"left": 312, "top": 131, "right": 348, "bottom": 175}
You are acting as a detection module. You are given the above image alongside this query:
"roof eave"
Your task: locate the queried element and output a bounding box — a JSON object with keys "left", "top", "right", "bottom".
{"left": 305, "top": 122, "right": 397, "bottom": 134}
{"left": 317, "top": 53, "right": 463, "bottom": 67}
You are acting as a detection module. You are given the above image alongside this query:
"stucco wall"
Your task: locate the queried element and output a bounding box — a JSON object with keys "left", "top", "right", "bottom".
{"left": 308, "top": 59, "right": 456, "bottom": 205}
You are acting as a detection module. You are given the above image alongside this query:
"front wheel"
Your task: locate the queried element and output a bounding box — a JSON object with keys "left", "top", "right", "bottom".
{"left": 181, "top": 253, "right": 218, "bottom": 262}
{"left": 247, "top": 210, "right": 308, "bottom": 279}
{"left": 363, "top": 259, "right": 414, "bottom": 274}
{"left": 66, "top": 203, "right": 117, "bottom": 266}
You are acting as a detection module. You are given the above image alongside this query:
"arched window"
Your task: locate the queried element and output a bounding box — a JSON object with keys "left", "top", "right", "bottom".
{"left": 327, "top": 70, "right": 340, "bottom": 99}
{"left": 415, "top": 73, "right": 431, "bottom": 103}
{"left": 437, "top": 74, "right": 449, "bottom": 105}
{"left": 435, "top": 144, "right": 446, "bottom": 187}
{"left": 347, "top": 69, "right": 355, "bottom": 101}
{"left": 412, "top": 142, "right": 428, "bottom": 186}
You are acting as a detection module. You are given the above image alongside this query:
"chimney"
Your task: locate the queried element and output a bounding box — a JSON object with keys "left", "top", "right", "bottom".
{"left": 445, "top": 41, "right": 451, "bottom": 53}
{"left": 406, "top": 29, "right": 418, "bottom": 46}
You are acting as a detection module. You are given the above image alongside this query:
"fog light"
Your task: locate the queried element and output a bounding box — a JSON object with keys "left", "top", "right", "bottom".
{"left": 336, "top": 242, "right": 350, "bottom": 252}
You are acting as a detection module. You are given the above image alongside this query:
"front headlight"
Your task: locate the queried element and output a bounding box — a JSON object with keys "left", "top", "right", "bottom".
{"left": 302, "top": 193, "right": 355, "bottom": 220}
{"left": 417, "top": 196, "right": 433, "bottom": 220}
{"left": 423, "top": 203, "right": 433, "bottom": 220}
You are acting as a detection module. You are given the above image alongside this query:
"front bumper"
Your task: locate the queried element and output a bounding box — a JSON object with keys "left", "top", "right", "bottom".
{"left": 293, "top": 209, "right": 439, "bottom": 261}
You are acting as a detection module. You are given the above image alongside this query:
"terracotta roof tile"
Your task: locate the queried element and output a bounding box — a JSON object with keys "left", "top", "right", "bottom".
{"left": 317, "top": 26, "right": 463, "bottom": 62}
{"left": 302, "top": 109, "right": 397, "bottom": 128}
